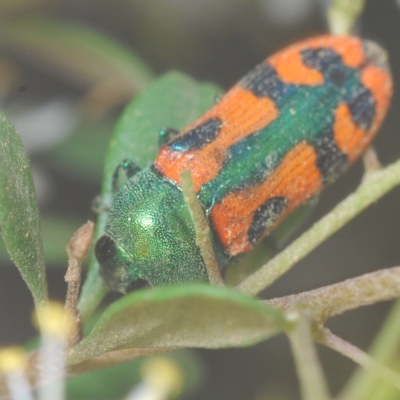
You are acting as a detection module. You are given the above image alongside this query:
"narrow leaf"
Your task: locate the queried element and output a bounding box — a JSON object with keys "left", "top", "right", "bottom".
{"left": 0, "top": 111, "right": 47, "bottom": 307}
{"left": 70, "top": 285, "right": 286, "bottom": 365}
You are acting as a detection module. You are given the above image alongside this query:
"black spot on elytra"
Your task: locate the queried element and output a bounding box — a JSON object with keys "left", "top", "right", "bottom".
{"left": 248, "top": 197, "right": 288, "bottom": 245}
{"left": 302, "top": 47, "right": 376, "bottom": 132}
{"left": 241, "top": 63, "right": 293, "bottom": 105}
{"left": 347, "top": 89, "right": 375, "bottom": 131}
{"left": 313, "top": 128, "right": 348, "bottom": 184}
{"left": 169, "top": 118, "right": 222, "bottom": 152}
{"left": 301, "top": 48, "right": 343, "bottom": 74}
{"left": 302, "top": 48, "right": 351, "bottom": 88}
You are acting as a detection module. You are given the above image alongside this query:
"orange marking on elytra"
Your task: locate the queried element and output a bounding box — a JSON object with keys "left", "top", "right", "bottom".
{"left": 333, "top": 104, "right": 368, "bottom": 163}
{"left": 269, "top": 50, "right": 324, "bottom": 86}
{"left": 334, "top": 62, "right": 392, "bottom": 163}
{"left": 210, "top": 142, "right": 322, "bottom": 255}
{"left": 361, "top": 65, "right": 393, "bottom": 133}
{"left": 155, "top": 87, "right": 279, "bottom": 191}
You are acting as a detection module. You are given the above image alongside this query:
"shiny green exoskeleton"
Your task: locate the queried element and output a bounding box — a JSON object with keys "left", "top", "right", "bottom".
{"left": 95, "top": 36, "right": 392, "bottom": 292}
{"left": 96, "top": 168, "right": 211, "bottom": 292}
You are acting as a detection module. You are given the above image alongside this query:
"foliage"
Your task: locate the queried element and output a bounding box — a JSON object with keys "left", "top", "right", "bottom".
{"left": 0, "top": 1, "right": 400, "bottom": 400}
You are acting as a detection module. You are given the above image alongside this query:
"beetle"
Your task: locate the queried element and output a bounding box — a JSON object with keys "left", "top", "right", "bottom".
{"left": 95, "top": 35, "right": 392, "bottom": 292}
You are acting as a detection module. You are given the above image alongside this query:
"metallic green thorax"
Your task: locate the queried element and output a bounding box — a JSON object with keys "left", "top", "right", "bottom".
{"left": 99, "top": 168, "right": 208, "bottom": 291}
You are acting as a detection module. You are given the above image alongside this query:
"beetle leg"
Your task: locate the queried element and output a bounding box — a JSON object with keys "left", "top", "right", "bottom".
{"left": 112, "top": 159, "right": 141, "bottom": 195}
{"left": 158, "top": 127, "right": 179, "bottom": 148}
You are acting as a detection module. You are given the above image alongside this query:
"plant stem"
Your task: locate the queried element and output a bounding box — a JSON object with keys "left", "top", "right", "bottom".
{"left": 362, "top": 147, "right": 382, "bottom": 173}
{"left": 37, "top": 337, "right": 65, "bottom": 400}
{"left": 180, "top": 170, "right": 224, "bottom": 286}
{"left": 316, "top": 327, "right": 400, "bottom": 396}
{"left": 78, "top": 202, "right": 110, "bottom": 323}
{"left": 77, "top": 276, "right": 108, "bottom": 324}
{"left": 0, "top": 347, "right": 33, "bottom": 400}
{"left": 65, "top": 221, "right": 94, "bottom": 347}
{"left": 338, "top": 299, "right": 400, "bottom": 400}
{"left": 327, "top": 0, "right": 366, "bottom": 35}
{"left": 287, "top": 313, "right": 331, "bottom": 400}
{"left": 237, "top": 159, "right": 400, "bottom": 296}
{"left": 265, "top": 266, "right": 400, "bottom": 322}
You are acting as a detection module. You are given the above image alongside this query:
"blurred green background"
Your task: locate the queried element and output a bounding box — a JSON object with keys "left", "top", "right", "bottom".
{"left": 0, "top": 0, "right": 399, "bottom": 399}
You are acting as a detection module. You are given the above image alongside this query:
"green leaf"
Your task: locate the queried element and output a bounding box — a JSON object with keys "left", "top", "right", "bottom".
{"left": 78, "top": 72, "right": 222, "bottom": 321}
{"left": 0, "top": 17, "right": 153, "bottom": 95}
{"left": 0, "top": 215, "right": 83, "bottom": 266}
{"left": 0, "top": 111, "right": 47, "bottom": 307}
{"left": 69, "top": 285, "right": 286, "bottom": 365}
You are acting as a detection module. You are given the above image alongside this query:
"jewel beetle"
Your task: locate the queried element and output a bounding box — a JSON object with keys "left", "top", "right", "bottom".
{"left": 95, "top": 35, "right": 392, "bottom": 292}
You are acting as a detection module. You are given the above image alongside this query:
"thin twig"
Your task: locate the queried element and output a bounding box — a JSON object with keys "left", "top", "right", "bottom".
{"left": 316, "top": 327, "right": 400, "bottom": 396}
{"left": 327, "top": 0, "right": 366, "bottom": 35}
{"left": 64, "top": 221, "right": 95, "bottom": 347}
{"left": 362, "top": 146, "right": 382, "bottom": 174}
{"left": 338, "top": 299, "right": 400, "bottom": 400}
{"left": 180, "top": 170, "right": 224, "bottom": 286}
{"left": 286, "top": 312, "right": 332, "bottom": 400}
{"left": 264, "top": 266, "right": 400, "bottom": 322}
